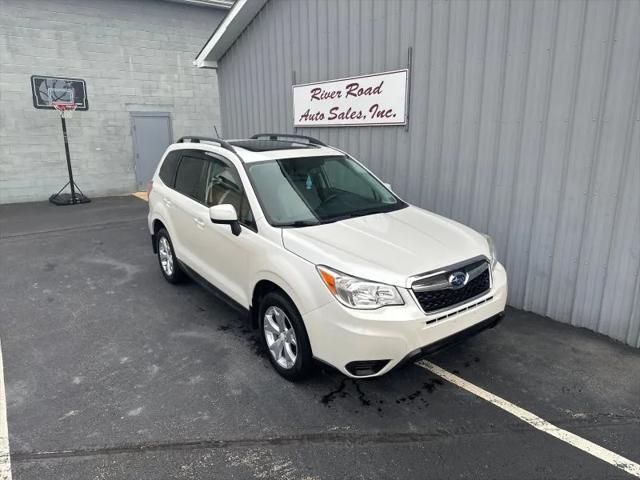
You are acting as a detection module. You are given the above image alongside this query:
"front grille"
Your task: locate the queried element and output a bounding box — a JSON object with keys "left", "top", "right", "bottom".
{"left": 413, "top": 267, "right": 491, "bottom": 314}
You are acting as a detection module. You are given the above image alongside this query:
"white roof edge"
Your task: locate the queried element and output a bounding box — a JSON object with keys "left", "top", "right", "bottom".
{"left": 194, "top": 0, "right": 268, "bottom": 68}
{"left": 164, "top": 0, "right": 234, "bottom": 9}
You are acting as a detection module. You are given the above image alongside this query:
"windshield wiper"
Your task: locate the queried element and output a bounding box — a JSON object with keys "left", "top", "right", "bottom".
{"left": 278, "top": 220, "right": 321, "bottom": 228}
{"left": 325, "top": 208, "right": 388, "bottom": 223}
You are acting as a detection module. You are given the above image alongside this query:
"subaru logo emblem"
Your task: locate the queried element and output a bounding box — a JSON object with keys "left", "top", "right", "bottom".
{"left": 449, "top": 271, "right": 469, "bottom": 289}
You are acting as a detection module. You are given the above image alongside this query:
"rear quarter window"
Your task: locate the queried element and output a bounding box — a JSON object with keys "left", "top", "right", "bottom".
{"left": 158, "top": 151, "right": 181, "bottom": 187}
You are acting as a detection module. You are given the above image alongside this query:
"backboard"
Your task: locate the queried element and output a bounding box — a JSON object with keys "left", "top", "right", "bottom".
{"left": 31, "top": 75, "right": 89, "bottom": 111}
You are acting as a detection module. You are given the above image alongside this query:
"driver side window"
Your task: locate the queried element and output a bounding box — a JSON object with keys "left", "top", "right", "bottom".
{"left": 204, "top": 155, "right": 256, "bottom": 230}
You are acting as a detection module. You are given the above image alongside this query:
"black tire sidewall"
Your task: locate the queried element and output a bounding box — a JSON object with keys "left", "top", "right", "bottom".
{"left": 259, "top": 292, "right": 313, "bottom": 381}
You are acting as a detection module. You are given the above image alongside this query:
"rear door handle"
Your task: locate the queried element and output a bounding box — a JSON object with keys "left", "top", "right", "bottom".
{"left": 163, "top": 198, "right": 172, "bottom": 208}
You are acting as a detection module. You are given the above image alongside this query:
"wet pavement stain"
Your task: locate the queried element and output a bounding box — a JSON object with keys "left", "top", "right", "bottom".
{"left": 422, "top": 378, "right": 444, "bottom": 393}
{"left": 236, "top": 326, "right": 267, "bottom": 356}
{"left": 321, "top": 378, "right": 441, "bottom": 413}
{"left": 354, "top": 381, "right": 371, "bottom": 407}
{"left": 207, "top": 317, "right": 267, "bottom": 358}
{"left": 321, "top": 378, "right": 347, "bottom": 406}
{"left": 320, "top": 379, "right": 373, "bottom": 410}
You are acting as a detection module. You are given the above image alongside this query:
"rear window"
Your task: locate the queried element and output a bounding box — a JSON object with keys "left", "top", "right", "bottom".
{"left": 158, "top": 151, "right": 181, "bottom": 186}
{"left": 174, "top": 154, "right": 208, "bottom": 202}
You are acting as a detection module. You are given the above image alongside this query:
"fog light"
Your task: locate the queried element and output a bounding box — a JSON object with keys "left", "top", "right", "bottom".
{"left": 345, "top": 360, "right": 390, "bottom": 376}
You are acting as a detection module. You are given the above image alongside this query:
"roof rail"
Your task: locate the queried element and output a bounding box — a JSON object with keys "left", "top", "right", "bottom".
{"left": 250, "top": 133, "right": 327, "bottom": 147}
{"left": 176, "top": 136, "right": 238, "bottom": 155}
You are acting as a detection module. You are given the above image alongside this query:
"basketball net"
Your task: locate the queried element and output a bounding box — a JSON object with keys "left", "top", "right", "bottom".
{"left": 53, "top": 101, "right": 77, "bottom": 119}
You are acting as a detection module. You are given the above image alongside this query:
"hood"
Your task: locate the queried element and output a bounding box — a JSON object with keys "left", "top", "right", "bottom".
{"left": 282, "top": 205, "right": 490, "bottom": 288}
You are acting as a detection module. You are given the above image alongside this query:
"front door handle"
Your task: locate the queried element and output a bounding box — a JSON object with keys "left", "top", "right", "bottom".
{"left": 193, "top": 217, "right": 206, "bottom": 228}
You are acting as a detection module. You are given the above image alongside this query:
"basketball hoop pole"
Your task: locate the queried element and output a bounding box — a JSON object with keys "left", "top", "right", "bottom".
{"left": 60, "top": 115, "right": 77, "bottom": 203}
{"left": 49, "top": 103, "right": 90, "bottom": 206}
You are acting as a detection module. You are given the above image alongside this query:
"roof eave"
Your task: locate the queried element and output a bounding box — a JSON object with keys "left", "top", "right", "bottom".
{"left": 194, "top": 0, "right": 268, "bottom": 68}
{"left": 164, "top": 0, "right": 234, "bottom": 10}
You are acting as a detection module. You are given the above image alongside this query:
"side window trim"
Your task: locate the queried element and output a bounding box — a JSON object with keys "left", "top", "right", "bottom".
{"left": 170, "top": 151, "right": 187, "bottom": 188}
{"left": 203, "top": 151, "right": 258, "bottom": 233}
{"left": 173, "top": 150, "right": 209, "bottom": 204}
{"left": 170, "top": 149, "right": 257, "bottom": 233}
{"left": 159, "top": 150, "right": 181, "bottom": 188}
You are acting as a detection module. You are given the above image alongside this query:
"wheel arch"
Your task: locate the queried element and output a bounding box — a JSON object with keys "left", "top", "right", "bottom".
{"left": 250, "top": 278, "right": 296, "bottom": 329}
{"left": 151, "top": 218, "right": 167, "bottom": 253}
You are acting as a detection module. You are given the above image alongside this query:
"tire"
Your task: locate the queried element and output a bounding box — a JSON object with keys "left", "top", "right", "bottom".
{"left": 156, "top": 228, "right": 186, "bottom": 284}
{"left": 259, "top": 291, "right": 314, "bottom": 381}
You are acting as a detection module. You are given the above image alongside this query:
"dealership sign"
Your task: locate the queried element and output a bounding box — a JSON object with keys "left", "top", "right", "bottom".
{"left": 293, "top": 69, "right": 408, "bottom": 127}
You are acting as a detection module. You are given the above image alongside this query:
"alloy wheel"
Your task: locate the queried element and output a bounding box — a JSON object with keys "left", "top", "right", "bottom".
{"left": 263, "top": 306, "right": 298, "bottom": 369}
{"left": 158, "top": 236, "right": 174, "bottom": 276}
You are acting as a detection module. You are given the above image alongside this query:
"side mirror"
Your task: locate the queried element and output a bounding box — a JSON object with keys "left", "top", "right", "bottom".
{"left": 209, "top": 204, "right": 241, "bottom": 236}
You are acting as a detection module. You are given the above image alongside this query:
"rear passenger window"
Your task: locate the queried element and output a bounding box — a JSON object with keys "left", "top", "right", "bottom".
{"left": 158, "top": 151, "right": 181, "bottom": 186}
{"left": 174, "top": 154, "right": 208, "bottom": 202}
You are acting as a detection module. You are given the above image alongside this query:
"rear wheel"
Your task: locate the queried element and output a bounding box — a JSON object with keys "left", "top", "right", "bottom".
{"left": 156, "top": 228, "right": 186, "bottom": 284}
{"left": 259, "top": 292, "right": 313, "bottom": 381}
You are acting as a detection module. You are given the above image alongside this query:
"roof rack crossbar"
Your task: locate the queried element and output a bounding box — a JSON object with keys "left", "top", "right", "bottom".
{"left": 176, "top": 136, "right": 238, "bottom": 155}
{"left": 250, "top": 133, "right": 327, "bottom": 147}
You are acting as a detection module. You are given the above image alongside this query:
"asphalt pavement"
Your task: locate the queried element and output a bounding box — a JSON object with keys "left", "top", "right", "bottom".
{"left": 0, "top": 196, "right": 638, "bottom": 479}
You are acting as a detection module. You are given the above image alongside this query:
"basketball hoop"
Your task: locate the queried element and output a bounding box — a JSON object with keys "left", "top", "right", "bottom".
{"left": 32, "top": 77, "right": 90, "bottom": 205}
{"left": 53, "top": 101, "right": 77, "bottom": 119}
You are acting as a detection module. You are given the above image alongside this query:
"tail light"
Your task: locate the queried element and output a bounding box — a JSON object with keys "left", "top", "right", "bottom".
{"left": 147, "top": 180, "right": 153, "bottom": 195}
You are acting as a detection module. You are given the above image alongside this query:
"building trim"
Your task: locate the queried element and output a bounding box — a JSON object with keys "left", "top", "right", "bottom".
{"left": 194, "top": 0, "right": 268, "bottom": 68}
{"left": 164, "top": 0, "right": 233, "bottom": 9}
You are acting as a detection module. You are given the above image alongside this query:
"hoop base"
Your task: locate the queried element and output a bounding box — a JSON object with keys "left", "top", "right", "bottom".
{"left": 49, "top": 192, "right": 91, "bottom": 206}
{"left": 49, "top": 181, "right": 91, "bottom": 206}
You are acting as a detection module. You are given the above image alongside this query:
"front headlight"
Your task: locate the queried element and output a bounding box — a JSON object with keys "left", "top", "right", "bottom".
{"left": 317, "top": 266, "right": 404, "bottom": 310}
{"left": 484, "top": 234, "right": 497, "bottom": 268}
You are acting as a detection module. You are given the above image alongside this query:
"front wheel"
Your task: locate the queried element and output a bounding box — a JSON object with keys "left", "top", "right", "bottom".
{"left": 259, "top": 292, "right": 314, "bottom": 381}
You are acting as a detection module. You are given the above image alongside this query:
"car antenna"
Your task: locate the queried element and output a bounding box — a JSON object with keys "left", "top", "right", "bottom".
{"left": 213, "top": 124, "right": 223, "bottom": 139}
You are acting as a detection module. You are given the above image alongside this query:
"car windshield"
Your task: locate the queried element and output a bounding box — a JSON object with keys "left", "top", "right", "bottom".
{"left": 246, "top": 155, "right": 407, "bottom": 227}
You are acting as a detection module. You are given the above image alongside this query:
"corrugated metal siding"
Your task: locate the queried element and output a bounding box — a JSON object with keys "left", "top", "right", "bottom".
{"left": 217, "top": 0, "right": 640, "bottom": 347}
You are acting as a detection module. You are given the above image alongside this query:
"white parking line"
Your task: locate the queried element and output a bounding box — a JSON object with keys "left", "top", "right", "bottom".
{"left": 0, "top": 340, "right": 12, "bottom": 480}
{"left": 417, "top": 360, "right": 640, "bottom": 478}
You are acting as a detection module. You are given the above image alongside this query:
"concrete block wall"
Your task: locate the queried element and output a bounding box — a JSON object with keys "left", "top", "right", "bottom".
{"left": 0, "top": 0, "right": 225, "bottom": 203}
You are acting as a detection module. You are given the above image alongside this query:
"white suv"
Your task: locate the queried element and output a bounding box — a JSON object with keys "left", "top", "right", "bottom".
{"left": 148, "top": 134, "right": 507, "bottom": 381}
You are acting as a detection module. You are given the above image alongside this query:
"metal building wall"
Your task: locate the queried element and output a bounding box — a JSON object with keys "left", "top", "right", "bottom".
{"left": 217, "top": 0, "right": 640, "bottom": 347}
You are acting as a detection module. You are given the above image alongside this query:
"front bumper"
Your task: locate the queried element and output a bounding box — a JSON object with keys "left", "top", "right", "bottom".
{"left": 303, "top": 262, "right": 508, "bottom": 378}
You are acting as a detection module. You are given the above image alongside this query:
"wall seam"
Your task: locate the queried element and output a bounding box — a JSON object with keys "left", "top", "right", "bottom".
{"left": 522, "top": 0, "right": 561, "bottom": 308}
{"left": 429, "top": 0, "right": 453, "bottom": 209}
{"left": 449, "top": 0, "right": 471, "bottom": 218}
{"left": 597, "top": 21, "right": 640, "bottom": 333}
{"left": 485, "top": 0, "right": 512, "bottom": 233}
{"left": 503, "top": 0, "right": 536, "bottom": 290}
{"left": 466, "top": 0, "right": 491, "bottom": 227}
{"left": 416, "top": 0, "right": 434, "bottom": 208}
{"left": 569, "top": 0, "right": 619, "bottom": 326}
{"left": 545, "top": 0, "right": 588, "bottom": 317}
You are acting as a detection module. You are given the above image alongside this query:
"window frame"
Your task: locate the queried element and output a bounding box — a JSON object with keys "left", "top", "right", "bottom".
{"left": 244, "top": 154, "right": 407, "bottom": 228}
{"left": 172, "top": 148, "right": 258, "bottom": 233}
{"left": 158, "top": 150, "right": 182, "bottom": 188}
{"left": 173, "top": 150, "right": 210, "bottom": 204}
